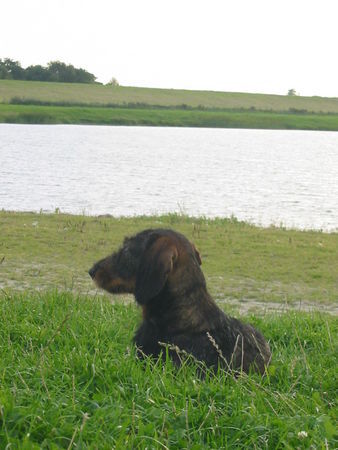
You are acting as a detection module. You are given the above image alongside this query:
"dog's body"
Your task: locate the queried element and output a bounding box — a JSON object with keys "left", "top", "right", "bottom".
{"left": 89, "top": 229, "right": 271, "bottom": 374}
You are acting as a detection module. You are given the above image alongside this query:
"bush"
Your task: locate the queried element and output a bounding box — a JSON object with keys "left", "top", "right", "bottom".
{"left": 0, "top": 58, "right": 96, "bottom": 83}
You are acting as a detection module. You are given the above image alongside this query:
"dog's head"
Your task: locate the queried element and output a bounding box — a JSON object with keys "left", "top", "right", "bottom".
{"left": 89, "top": 229, "right": 203, "bottom": 304}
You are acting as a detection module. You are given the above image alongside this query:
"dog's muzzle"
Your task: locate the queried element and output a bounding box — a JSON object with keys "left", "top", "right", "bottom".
{"left": 88, "top": 266, "right": 98, "bottom": 279}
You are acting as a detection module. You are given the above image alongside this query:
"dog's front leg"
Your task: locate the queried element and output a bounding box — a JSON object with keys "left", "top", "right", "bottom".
{"left": 133, "top": 320, "right": 161, "bottom": 359}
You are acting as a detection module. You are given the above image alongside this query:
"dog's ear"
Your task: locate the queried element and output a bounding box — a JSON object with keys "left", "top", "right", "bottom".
{"left": 135, "top": 236, "right": 178, "bottom": 304}
{"left": 192, "top": 243, "right": 202, "bottom": 265}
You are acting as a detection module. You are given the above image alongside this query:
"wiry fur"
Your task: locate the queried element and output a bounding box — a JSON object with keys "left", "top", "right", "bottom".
{"left": 89, "top": 229, "right": 271, "bottom": 374}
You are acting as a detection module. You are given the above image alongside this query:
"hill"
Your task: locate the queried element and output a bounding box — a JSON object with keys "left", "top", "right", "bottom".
{"left": 1, "top": 79, "right": 338, "bottom": 113}
{"left": 1, "top": 80, "right": 338, "bottom": 130}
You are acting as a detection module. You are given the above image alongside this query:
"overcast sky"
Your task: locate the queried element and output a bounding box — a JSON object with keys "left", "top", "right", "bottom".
{"left": 2, "top": 0, "right": 338, "bottom": 97}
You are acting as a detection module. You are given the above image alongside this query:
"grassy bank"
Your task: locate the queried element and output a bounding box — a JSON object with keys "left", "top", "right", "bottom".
{"left": 2, "top": 80, "right": 338, "bottom": 113}
{"left": 1, "top": 80, "right": 338, "bottom": 130}
{"left": 0, "top": 212, "right": 337, "bottom": 447}
{"left": 0, "top": 291, "right": 336, "bottom": 448}
{"left": 1, "top": 103, "right": 338, "bottom": 130}
{"left": 1, "top": 211, "right": 337, "bottom": 308}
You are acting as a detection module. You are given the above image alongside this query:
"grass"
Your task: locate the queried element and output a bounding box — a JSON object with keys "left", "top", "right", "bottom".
{"left": 0, "top": 291, "right": 336, "bottom": 448}
{"left": 0, "top": 211, "right": 337, "bottom": 448}
{"left": 1, "top": 80, "right": 338, "bottom": 130}
{"left": 1, "top": 80, "right": 338, "bottom": 113}
{"left": 0, "top": 211, "right": 337, "bottom": 308}
{"left": 1, "top": 103, "right": 338, "bottom": 131}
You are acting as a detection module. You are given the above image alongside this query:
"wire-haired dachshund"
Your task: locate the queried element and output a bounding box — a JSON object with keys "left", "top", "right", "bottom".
{"left": 89, "top": 229, "right": 271, "bottom": 374}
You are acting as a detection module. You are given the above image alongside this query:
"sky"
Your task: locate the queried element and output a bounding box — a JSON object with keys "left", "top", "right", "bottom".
{"left": 1, "top": 0, "right": 338, "bottom": 97}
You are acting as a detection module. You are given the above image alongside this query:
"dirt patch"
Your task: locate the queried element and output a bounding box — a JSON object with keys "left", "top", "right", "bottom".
{"left": 216, "top": 297, "right": 338, "bottom": 316}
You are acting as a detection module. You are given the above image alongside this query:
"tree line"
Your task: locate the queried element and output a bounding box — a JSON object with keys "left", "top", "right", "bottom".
{"left": 0, "top": 58, "right": 96, "bottom": 83}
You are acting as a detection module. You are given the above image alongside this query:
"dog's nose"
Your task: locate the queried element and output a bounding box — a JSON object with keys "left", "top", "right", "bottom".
{"left": 88, "top": 266, "right": 97, "bottom": 279}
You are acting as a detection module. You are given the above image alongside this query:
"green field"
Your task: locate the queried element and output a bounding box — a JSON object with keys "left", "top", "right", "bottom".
{"left": 0, "top": 212, "right": 337, "bottom": 448}
{"left": 2, "top": 80, "right": 338, "bottom": 112}
{"left": 1, "top": 79, "right": 338, "bottom": 130}
{"left": 1, "top": 103, "right": 338, "bottom": 131}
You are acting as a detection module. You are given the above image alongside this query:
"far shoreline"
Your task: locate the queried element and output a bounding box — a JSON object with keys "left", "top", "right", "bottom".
{"left": 1, "top": 118, "right": 338, "bottom": 134}
{"left": 1, "top": 80, "right": 338, "bottom": 131}
{"left": 1, "top": 103, "right": 338, "bottom": 131}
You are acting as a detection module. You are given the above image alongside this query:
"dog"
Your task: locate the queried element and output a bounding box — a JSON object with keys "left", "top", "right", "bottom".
{"left": 89, "top": 229, "right": 271, "bottom": 374}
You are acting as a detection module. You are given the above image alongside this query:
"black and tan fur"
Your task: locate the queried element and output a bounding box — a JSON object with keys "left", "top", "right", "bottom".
{"left": 89, "top": 229, "right": 271, "bottom": 374}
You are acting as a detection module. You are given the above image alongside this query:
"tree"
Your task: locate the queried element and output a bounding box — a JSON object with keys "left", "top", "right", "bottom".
{"left": 106, "top": 77, "right": 119, "bottom": 87}
{"left": 0, "top": 58, "right": 25, "bottom": 79}
{"left": 287, "top": 88, "right": 297, "bottom": 96}
{"left": 47, "top": 61, "right": 75, "bottom": 82}
{"left": 46, "top": 61, "right": 96, "bottom": 83}
{"left": 0, "top": 58, "right": 97, "bottom": 83}
{"left": 25, "top": 64, "right": 49, "bottom": 81}
{"left": 74, "top": 67, "right": 96, "bottom": 83}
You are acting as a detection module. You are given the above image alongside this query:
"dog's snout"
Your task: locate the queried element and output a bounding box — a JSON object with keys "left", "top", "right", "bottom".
{"left": 88, "top": 266, "right": 97, "bottom": 279}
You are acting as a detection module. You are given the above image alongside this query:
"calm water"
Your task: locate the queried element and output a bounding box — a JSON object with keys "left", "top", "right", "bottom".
{"left": 1, "top": 124, "right": 337, "bottom": 230}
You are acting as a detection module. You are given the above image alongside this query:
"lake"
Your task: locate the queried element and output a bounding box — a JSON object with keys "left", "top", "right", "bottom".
{"left": 0, "top": 124, "right": 337, "bottom": 230}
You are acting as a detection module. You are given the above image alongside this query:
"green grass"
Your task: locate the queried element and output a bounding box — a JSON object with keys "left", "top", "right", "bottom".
{"left": 0, "top": 211, "right": 338, "bottom": 450}
{"left": 1, "top": 211, "right": 337, "bottom": 309}
{"left": 1, "top": 80, "right": 338, "bottom": 130}
{"left": 0, "top": 212, "right": 337, "bottom": 447}
{"left": 0, "top": 291, "right": 337, "bottom": 448}
{"left": 1, "top": 103, "right": 338, "bottom": 131}
{"left": 1, "top": 80, "right": 338, "bottom": 113}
